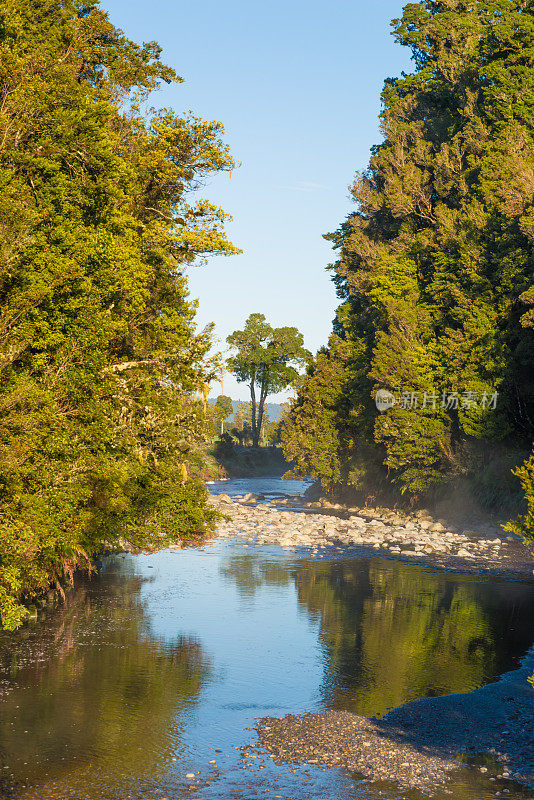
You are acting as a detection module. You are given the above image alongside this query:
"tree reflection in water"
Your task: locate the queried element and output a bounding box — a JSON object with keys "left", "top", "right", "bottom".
{"left": 0, "top": 556, "right": 211, "bottom": 792}
{"left": 220, "top": 550, "right": 534, "bottom": 718}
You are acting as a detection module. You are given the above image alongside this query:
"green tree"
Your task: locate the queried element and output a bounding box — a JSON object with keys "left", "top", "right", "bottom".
{"left": 229, "top": 402, "right": 253, "bottom": 446}
{"left": 215, "top": 394, "right": 233, "bottom": 434}
{"left": 206, "top": 394, "right": 234, "bottom": 438}
{"left": 236, "top": 400, "right": 252, "bottom": 426}
{"left": 0, "top": 0, "right": 237, "bottom": 629}
{"left": 259, "top": 409, "right": 271, "bottom": 446}
{"left": 283, "top": 0, "right": 534, "bottom": 508}
{"left": 266, "top": 402, "right": 290, "bottom": 445}
{"left": 226, "top": 314, "right": 309, "bottom": 447}
{"left": 234, "top": 409, "right": 244, "bottom": 433}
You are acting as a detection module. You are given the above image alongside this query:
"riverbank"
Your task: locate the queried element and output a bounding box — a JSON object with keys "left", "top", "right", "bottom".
{"left": 208, "top": 490, "right": 534, "bottom": 578}
{"left": 200, "top": 443, "right": 289, "bottom": 480}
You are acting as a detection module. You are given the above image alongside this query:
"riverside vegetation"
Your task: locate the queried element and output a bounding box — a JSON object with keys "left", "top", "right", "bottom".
{"left": 3, "top": 0, "right": 534, "bottom": 638}
{"left": 2, "top": 0, "right": 534, "bottom": 795}
{"left": 0, "top": 0, "right": 238, "bottom": 630}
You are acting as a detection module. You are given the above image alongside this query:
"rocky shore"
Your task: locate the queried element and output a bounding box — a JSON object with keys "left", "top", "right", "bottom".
{"left": 208, "top": 491, "right": 534, "bottom": 577}
{"left": 255, "top": 645, "right": 534, "bottom": 795}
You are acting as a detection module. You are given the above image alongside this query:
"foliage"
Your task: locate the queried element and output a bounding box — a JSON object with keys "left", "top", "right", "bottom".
{"left": 265, "top": 402, "right": 290, "bottom": 446}
{"left": 505, "top": 454, "right": 534, "bottom": 544}
{"left": 0, "top": 0, "right": 237, "bottom": 629}
{"left": 206, "top": 395, "right": 234, "bottom": 439}
{"left": 226, "top": 313, "right": 309, "bottom": 447}
{"left": 283, "top": 0, "right": 534, "bottom": 515}
{"left": 215, "top": 394, "right": 233, "bottom": 420}
{"left": 212, "top": 437, "right": 288, "bottom": 477}
{"left": 226, "top": 400, "right": 251, "bottom": 445}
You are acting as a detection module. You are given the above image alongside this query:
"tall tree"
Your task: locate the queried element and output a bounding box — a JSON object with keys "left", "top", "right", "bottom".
{"left": 236, "top": 400, "right": 252, "bottom": 427}
{"left": 231, "top": 401, "right": 252, "bottom": 445}
{"left": 226, "top": 314, "right": 309, "bottom": 447}
{"left": 283, "top": 0, "right": 534, "bottom": 511}
{"left": 0, "top": 0, "right": 237, "bottom": 629}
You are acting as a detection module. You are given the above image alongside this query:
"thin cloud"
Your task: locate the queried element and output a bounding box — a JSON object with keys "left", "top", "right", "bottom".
{"left": 278, "top": 181, "right": 327, "bottom": 192}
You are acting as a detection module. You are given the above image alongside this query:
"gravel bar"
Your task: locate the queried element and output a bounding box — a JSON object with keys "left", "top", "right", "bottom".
{"left": 255, "top": 646, "right": 534, "bottom": 794}
{"left": 208, "top": 492, "right": 534, "bottom": 578}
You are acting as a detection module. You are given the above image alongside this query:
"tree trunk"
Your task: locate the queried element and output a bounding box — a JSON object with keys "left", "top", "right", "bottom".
{"left": 255, "top": 366, "right": 269, "bottom": 448}
{"left": 249, "top": 371, "right": 259, "bottom": 447}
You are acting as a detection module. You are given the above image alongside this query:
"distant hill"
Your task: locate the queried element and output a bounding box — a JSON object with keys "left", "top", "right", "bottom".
{"left": 208, "top": 398, "right": 283, "bottom": 422}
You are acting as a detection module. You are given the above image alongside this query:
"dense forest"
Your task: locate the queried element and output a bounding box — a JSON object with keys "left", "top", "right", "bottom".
{"left": 0, "top": 0, "right": 236, "bottom": 629}
{"left": 282, "top": 0, "right": 534, "bottom": 541}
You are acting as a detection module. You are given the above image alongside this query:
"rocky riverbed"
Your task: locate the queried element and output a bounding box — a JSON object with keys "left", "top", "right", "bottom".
{"left": 205, "top": 486, "right": 534, "bottom": 795}
{"left": 208, "top": 491, "right": 533, "bottom": 577}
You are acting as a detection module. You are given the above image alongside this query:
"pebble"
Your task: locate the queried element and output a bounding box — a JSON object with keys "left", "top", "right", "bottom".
{"left": 255, "top": 710, "right": 459, "bottom": 792}
{"left": 207, "top": 493, "right": 524, "bottom": 571}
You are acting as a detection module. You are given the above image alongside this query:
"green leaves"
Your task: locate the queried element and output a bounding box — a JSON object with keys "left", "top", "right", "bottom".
{"left": 0, "top": 0, "right": 234, "bottom": 629}
{"left": 283, "top": 0, "right": 534, "bottom": 512}
{"left": 226, "top": 314, "right": 310, "bottom": 447}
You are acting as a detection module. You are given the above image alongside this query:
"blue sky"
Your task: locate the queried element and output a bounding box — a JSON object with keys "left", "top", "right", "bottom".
{"left": 104, "top": 0, "right": 412, "bottom": 399}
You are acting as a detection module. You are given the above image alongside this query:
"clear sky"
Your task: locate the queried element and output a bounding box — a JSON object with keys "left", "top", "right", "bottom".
{"left": 103, "top": 0, "right": 412, "bottom": 399}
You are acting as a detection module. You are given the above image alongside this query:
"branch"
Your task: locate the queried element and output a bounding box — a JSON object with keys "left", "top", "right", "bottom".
{"left": 144, "top": 207, "right": 186, "bottom": 224}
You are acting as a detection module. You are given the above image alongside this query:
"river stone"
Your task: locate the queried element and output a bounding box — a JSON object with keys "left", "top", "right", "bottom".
{"left": 457, "top": 548, "right": 472, "bottom": 557}
{"left": 419, "top": 520, "right": 433, "bottom": 530}
{"left": 217, "top": 493, "right": 233, "bottom": 504}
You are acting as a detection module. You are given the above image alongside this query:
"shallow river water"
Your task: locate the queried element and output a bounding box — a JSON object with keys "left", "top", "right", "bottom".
{"left": 1, "top": 477, "right": 534, "bottom": 800}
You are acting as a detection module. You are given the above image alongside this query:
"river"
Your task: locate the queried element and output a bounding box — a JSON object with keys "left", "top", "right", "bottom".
{"left": 1, "top": 477, "right": 534, "bottom": 799}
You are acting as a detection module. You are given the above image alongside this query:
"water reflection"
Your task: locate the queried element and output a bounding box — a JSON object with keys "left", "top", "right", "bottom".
{"left": 0, "top": 557, "right": 210, "bottom": 792}
{"left": 1, "top": 531, "right": 533, "bottom": 800}
{"left": 220, "top": 550, "right": 534, "bottom": 717}
{"left": 219, "top": 550, "right": 294, "bottom": 596}
{"left": 296, "top": 559, "right": 534, "bottom": 717}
